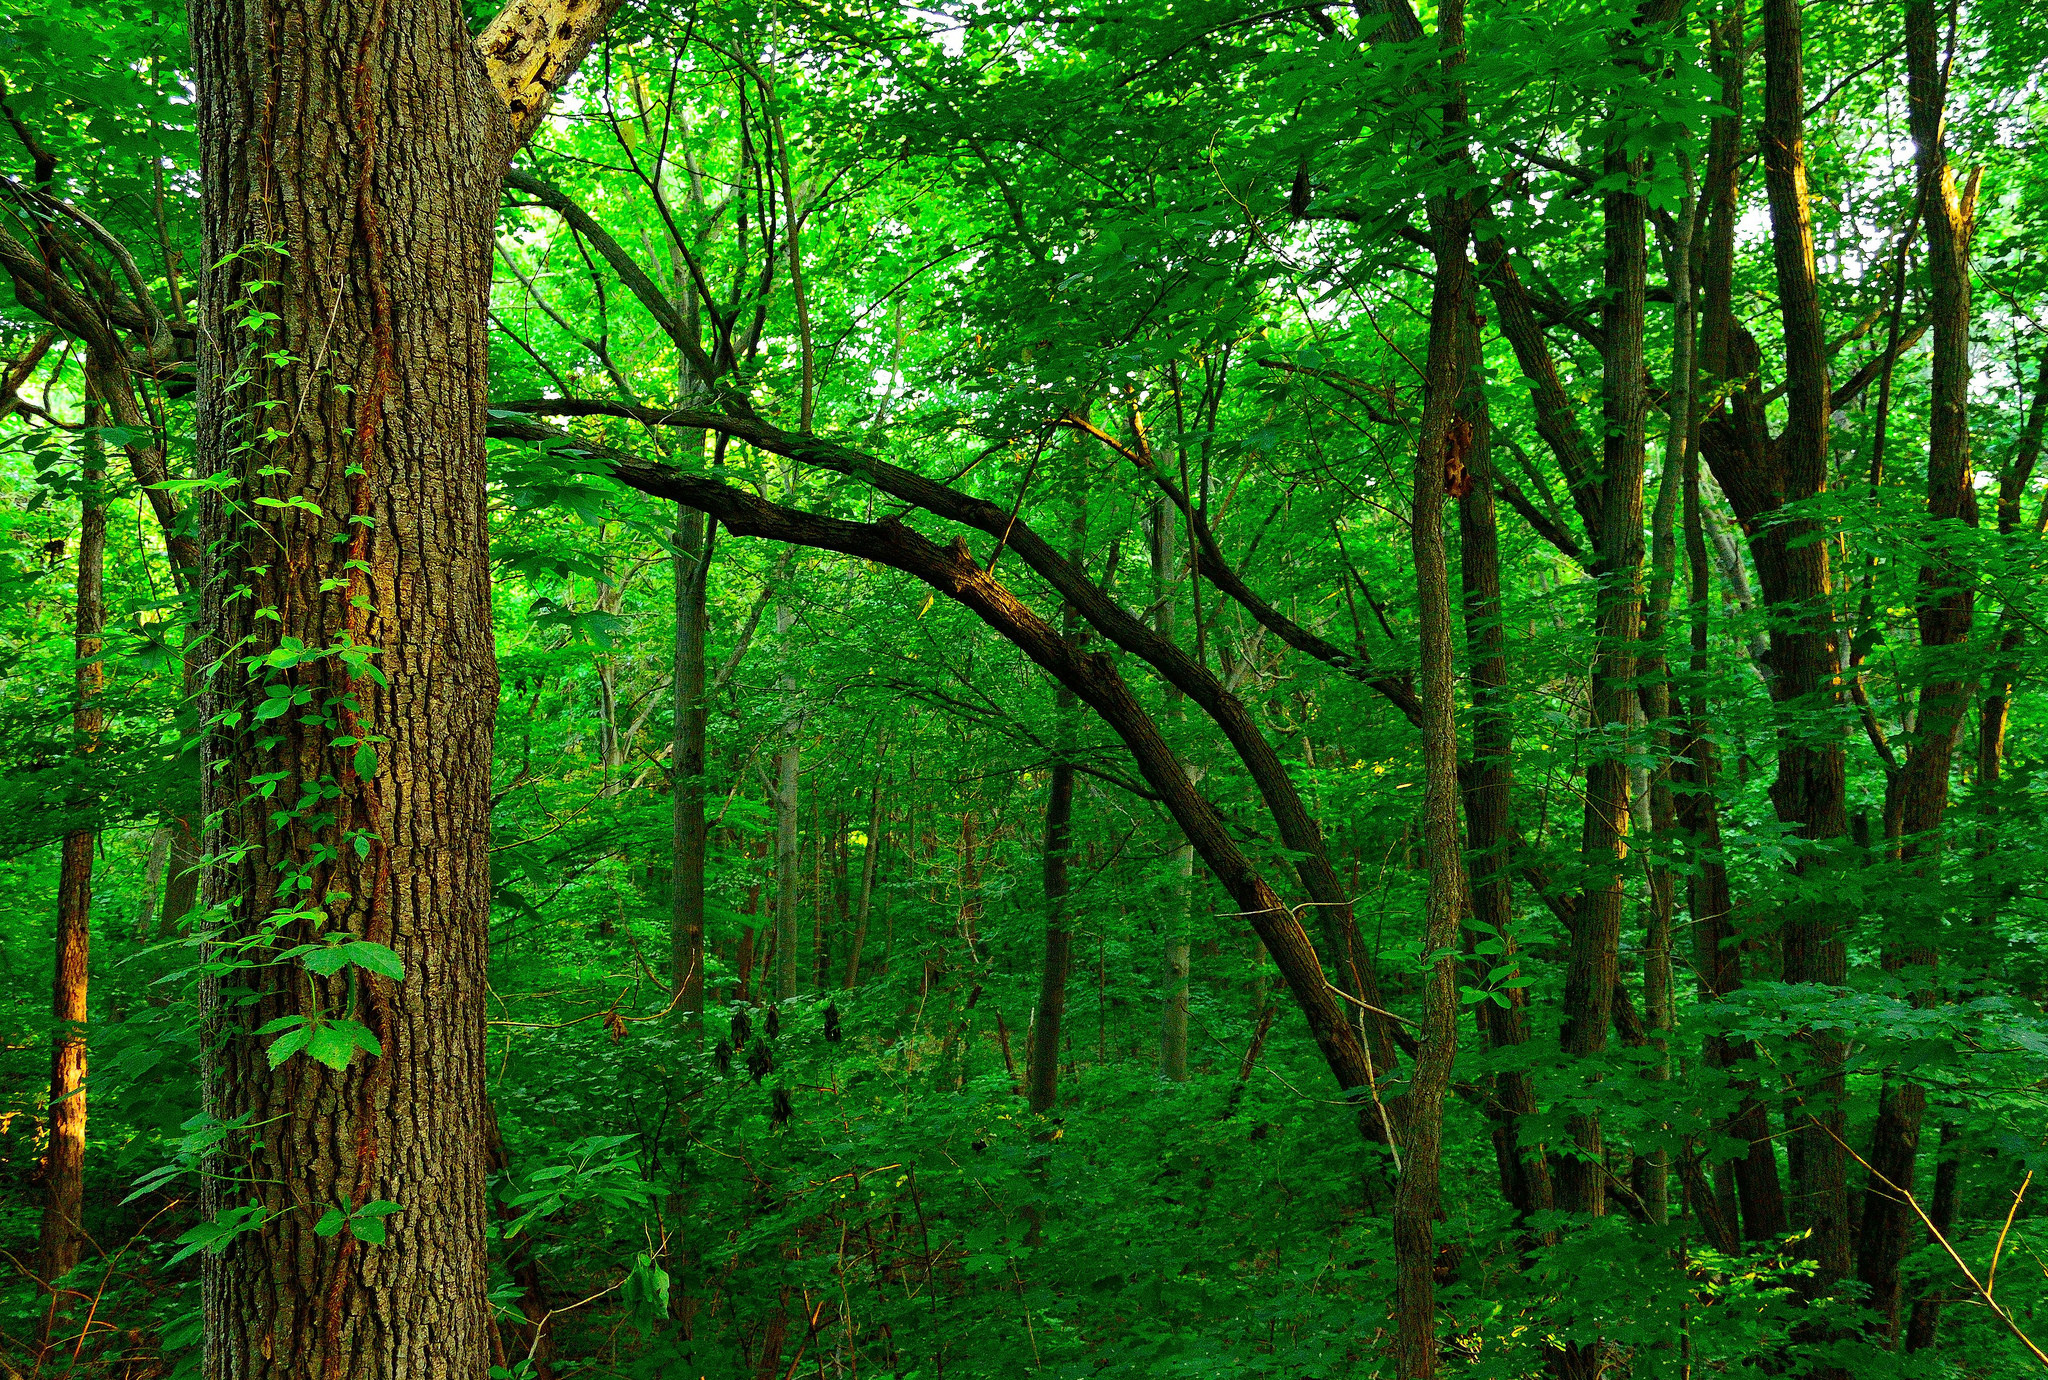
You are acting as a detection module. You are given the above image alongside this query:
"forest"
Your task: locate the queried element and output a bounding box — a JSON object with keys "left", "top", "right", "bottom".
{"left": 2, "top": 0, "right": 2047, "bottom": 1374}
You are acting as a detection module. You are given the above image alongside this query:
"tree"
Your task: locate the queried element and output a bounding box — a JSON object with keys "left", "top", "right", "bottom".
{"left": 185, "top": 0, "right": 617, "bottom": 1368}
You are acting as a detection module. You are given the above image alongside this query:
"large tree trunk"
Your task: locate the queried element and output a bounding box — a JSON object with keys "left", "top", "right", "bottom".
{"left": 40, "top": 396, "right": 105, "bottom": 1296}
{"left": 1858, "top": 0, "right": 1977, "bottom": 1338}
{"left": 187, "top": 0, "right": 610, "bottom": 1365}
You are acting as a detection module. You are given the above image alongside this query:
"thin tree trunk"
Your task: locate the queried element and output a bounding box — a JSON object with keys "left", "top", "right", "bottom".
{"left": 1858, "top": 0, "right": 1977, "bottom": 1337}
{"left": 1395, "top": 6, "right": 1474, "bottom": 1369}
{"left": 1456, "top": 282, "right": 1551, "bottom": 1229}
{"left": 843, "top": 753, "right": 886, "bottom": 989}
{"left": 40, "top": 393, "right": 105, "bottom": 1293}
{"left": 1029, "top": 462, "right": 1087, "bottom": 1111}
{"left": 773, "top": 598, "right": 802, "bottom": 1002}
{"left": 1557, "top": 15, "right": 1657, "bottom": 1233}
{"left": 1151, "top": 492, "right": 1192, "bottom": 1083}
{"left": 672, "top": 496, "right": 710, "bottom": 1029}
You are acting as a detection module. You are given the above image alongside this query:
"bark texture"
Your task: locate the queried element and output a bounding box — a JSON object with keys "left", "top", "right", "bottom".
{"left": 190, "top": 0, "right": 513, "bottom": 1366}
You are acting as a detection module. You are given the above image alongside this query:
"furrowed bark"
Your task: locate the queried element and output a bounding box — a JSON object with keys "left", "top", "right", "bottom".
{"left": 189, "top": 0, "right": 615, "bottom": 1368}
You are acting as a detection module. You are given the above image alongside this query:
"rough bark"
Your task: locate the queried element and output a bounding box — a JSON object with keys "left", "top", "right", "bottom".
{"left": 187, "top": 0, "right": 612, "bottom": 1365}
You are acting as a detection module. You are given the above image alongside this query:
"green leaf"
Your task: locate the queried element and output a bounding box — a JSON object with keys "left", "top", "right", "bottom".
{"left": 265, "top": 1024, "right": 313, "bottom": 1067}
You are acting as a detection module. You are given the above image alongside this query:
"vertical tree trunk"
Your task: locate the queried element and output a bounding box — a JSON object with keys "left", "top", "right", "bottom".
{"left": 40, "top": 395, "right": 105, "bottom": 1293}
{"left": 1758, "top": 0, "right": 1853, "bottom": 1316}
{"left": 186, "top": 0, "right": 622, "bottom": 1362}
{"left": 672, "top": 500, "right": 710, "bottom": 1029}
{"left": 1151, "top": 493, "right": 1192, "bottom": 1083}
{"left": 1557, "top": 23, "right": 1655, "bottom": 1230}
{"left": 1456, "top": 293, "right": 1551, "bottom": 1229}
{"left": 1858, "top": 0, "right": 1977, "bottom": 1337}
{"left": 773, "top": 600, "right": 802, "bottom": 1001}
{"left": 1029, "top": 457, "right": 1088, "bottom": 1111}
{"left": 843, "top": 754, "right": 886, "bottom": 989}
{"left": 1689, "top": 0, "right": 1788, "bottom": 1246}
{"left": 1633, "top": 177, "right": 1699, "bottom": 1228}
{"left": 1395, "top": 6, "right": 1473, "bottom": 1370}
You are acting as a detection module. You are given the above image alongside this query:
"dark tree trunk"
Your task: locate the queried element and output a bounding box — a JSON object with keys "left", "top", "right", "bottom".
{"left": 1858, "top": 0, "right": 1977, "bottom": 1338}
{"left": 1028, "top": 462, "right": 1086, "bottom": 1112}
{"left": 1752, "top": 0, "right": 1853, "bottom": 1324}
{"left": 1456, "top": 291, "right": 1551, "bottom": 1229}
{"left": 1394, "top": 4, "right": 1474, "bottom": 1369}
{"left": 1557, "top": 27, "right": 1655, "bottom": 1231}
{"left": 673, "top": 501, "right": 710, "bottom": 1028}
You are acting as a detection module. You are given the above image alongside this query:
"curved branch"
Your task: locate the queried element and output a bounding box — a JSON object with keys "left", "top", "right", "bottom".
{"left": 492, "top": 395, "right": 1410, "bottom": 1066}
{"left": 487, "top": 415, "right": 1390, "bottom": 1130}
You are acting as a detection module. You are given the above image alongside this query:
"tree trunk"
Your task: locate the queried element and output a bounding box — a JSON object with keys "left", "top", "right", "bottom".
{"left": 1688, "top": 0, "right": 1788, "bottom": 1246}
{"left": 1456, "top": 283, "right": 1551, "bottom": 1230}
{"left": 773, "top": 599, "right": 802, "bottom": 1001}
{"left": 1557, "top": 29, "right": 1654, "bottom": 1231}
{"left": 672, "top": 499, "right": 710, "bottom": 1029}
{"left": 843, "top": 754, "right": 886, "bottom": 989}
{"left": 1395, "top": 6, "right": 1474, "bottom": 1369}
{"left": 1744, "top": 0, "right": 1859, "bottom": 1310}
{"left": 1150, "top": 493, "right": 1193, "bottom": 1083}
{"left": 186, "top": 0, "right": 613, "bottom": 1364}
{"left": 40, "top": 394, "right": 105, "bottom": 1293}
{"left": 1029, "top": 462, "right": 1087, "bottom": 1111}
{"left": 1858, "top": 0, "right": 1976, "bottom": 1337}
